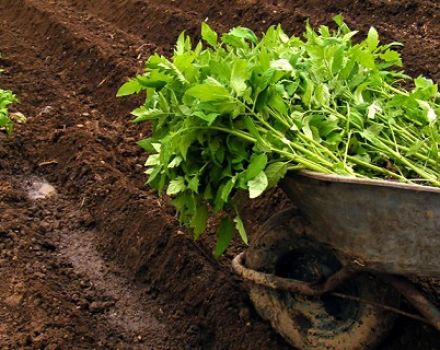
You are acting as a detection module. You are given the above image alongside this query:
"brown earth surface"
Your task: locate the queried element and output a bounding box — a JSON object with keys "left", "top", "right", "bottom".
{"left": 0, "top": 0, "right": 439, "bottom": 349}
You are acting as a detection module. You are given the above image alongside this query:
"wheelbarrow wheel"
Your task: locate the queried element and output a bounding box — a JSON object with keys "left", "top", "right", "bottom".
{"left": 246, "top": 208, "right": 399, "bottom": 350}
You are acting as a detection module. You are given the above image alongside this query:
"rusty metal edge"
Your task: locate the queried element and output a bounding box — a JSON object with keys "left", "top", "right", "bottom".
{"left": 232, "top": 250, "right": 431, "bottom": 324}
{"left": 232, "top": 252, "right": 356, "bottom": 297}
{"left": 381, "top": 275, "right": 440, "bottom": 331}
{"left": 232, "top": 251, "right": 440, "bottom": 330}
{"left": 294, "top": 170, "right": 440, "bottom": 194}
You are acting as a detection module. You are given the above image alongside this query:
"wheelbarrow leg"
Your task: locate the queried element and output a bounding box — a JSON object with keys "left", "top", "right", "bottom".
{"left": 382, "top": 275, "right": 440, "bottom": 331}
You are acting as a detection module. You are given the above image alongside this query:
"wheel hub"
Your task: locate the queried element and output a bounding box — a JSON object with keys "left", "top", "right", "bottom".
{"left": 275, "top": 247, "right": 360, "bottom": 322}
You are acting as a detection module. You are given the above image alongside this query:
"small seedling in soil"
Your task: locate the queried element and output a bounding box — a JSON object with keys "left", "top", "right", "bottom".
{"left": 0, "top": 88, "right": 16, "bottom": 135}
{"left": 0, "top": 56, "right": 18, "bottom": 135}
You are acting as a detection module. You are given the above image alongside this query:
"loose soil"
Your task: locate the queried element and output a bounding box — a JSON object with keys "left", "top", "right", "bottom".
{"left": 0, "top": 0, "right": 439, "bottom": 349}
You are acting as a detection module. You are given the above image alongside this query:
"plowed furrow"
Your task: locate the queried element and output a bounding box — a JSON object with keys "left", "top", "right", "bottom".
{"left": 64, "top": 0, "right": 440, "bottom": 81}
{"left": 65, "top": 0, "right": 309, "bottom": 46}
{"left": 65, "top": 0, "right": 205, "bottom": 52}
{"left": 0, "top": 0, "right": 151, "bottom": 117}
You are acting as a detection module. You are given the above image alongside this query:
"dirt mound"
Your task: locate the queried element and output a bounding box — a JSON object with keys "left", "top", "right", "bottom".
{"left": 0, "top": 0, "right": 439, "bottom": 349}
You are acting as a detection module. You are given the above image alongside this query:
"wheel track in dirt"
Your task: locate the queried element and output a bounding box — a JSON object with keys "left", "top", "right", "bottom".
{"left": 0, "top": 181, "right": 180, "bottom": 349}
{"left": 58, "top": 220, "right": 173, "bottom": 348}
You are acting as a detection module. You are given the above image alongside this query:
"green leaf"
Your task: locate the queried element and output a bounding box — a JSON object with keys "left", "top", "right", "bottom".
{"left": 166, "top": 177, "right": 186, "bottom": 196}
{"left": 193, "top": 111, "right": 219, "bottom": 125}
{"left": 248, "top": 171, "right": 268, "bottom": 198}
{"left": 302, "top": 77, "right": 314, "bottom": 107}
{"left": 192, "top": 204, "right": 209, "bottom": 239}
{"left": 0, "top": 114, "right": 12, "bottom": 134}
{"left": 231, "top": 59, "right": 249, "bottom": 96}
{"left": 243, "top": 116, "right": 270, "bottom": 151}
{"left": 366, "top": 27, "right": 379, "bottom": 51}
{"left": 339, "top": 55, "right": 356, "bottom": 80}
{"left": 201, "top": 22, "right": 218, "bottom": 47}
{"left": 210, "top": 60, "right": 231, "bottom": 83}
{"left": 136, "top": 71, "right": 171, "bottom": 89}
{"left": 268, "top": 93, "right": 288, "bottom": 115}
{"left": 417, "top": 99, "right": 437, "bottom": 122}
{"left": 132, "top": 107, "right": 165, "bottom": 123}
{"left": 168, "top": 156, "right": 183, "bottom": 168}
{"left": 174, "top": 52, "right": 196, "bottom": 74}
{"left": 145, "top": 154, "right": 160, "bottom": 166}
{"left": 360, "top": 124, "right": 383, "bottom": 142}
{"left": 234, "top": 215, "right": 248, "bottom": 244}
{"left": 332, "top": 46, "right": 345, "bottom": 74}
{"left": 380, "top": 50, "right": 401, "bottom": 65}
{"left": 175, "top": 31, "right": 186, "bottom": 55}
{"left": 333, "top": 14, "right": 344, "bottom": 27}
{"left": 243, "top": 153, "right": 267, "bottom": 181}
{"left": 221, "top": 177, "right": 236, "bottom": 202}
{"left": 188, "top": 176, "right": 199, "bottom": 192}
{"left": 152, "top": 143, "right": 161, "bottom": 153}
{"left": 367, "top": 102, "right": 381, "bottom": 119}
{"left": 222, "top": 33, "right": 246, "bottom": 48}
{"left": 333, "top": 14, "right": 350, "bottom": 34}
{"left": 147, "top": 166, "right": 162, "bottom": 186}
{"left": 137, "top": 138, "right": 155, "bottom": 152}
{"left": 117, "top": 79, "right": 141, "bottom": 97}
{"left": 356, "top": 49, "right": 375, "bottom": 69}
{"left": 177, "top": 132, "right": 196, "bottom": 160}
{"left": 214, "top": 217, "right": 234, "bottom": 258}
{"left": 317, "top": 119, "right": 341, "bottom": 138}
{"left": 185, "top": 83, "right": 231, "bottom": 102}
{"left": 314, "top": 83, "right": 330, "bottom": 106}
{"left": 229, "top": 27, "right": 257, "bottom": 44}
{"left": 270, "top": 59, "right": 293, "bottom": 72}
{"left": 407, "top": 141, "right": 423, "bottom": 156}
{"left": 265, "top": 162, "right": 288, "bottom": 188}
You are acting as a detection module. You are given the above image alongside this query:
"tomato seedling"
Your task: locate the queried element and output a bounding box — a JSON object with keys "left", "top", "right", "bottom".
{"left": 119, "top": 17, "right": 440, "bottom": 255}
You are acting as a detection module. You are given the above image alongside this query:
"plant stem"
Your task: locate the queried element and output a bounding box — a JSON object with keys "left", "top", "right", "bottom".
{"left": 347, "top": 155, "right": 407, "bottom": 181}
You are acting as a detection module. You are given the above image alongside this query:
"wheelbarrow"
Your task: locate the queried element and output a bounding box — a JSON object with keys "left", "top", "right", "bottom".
{"left": 232, "top": 171, "right": 440, "bottom": 350}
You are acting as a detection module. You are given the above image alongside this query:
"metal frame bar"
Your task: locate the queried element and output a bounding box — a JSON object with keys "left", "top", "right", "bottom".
{"left": 232, "top": 252, "right": 357, "bottom": 296}
{"left": 232, "top": 251, "right": 440, "bottom": 331}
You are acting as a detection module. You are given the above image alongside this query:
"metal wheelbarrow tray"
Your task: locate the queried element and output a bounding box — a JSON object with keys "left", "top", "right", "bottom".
{"left": 282, "top": 171, "right": 440, "bottom": 278}
{"left": 233, "top": 171, "right": 440, "bottom": 350}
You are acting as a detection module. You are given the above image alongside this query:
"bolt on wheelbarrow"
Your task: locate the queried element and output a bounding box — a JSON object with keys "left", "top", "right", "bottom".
{"left": 232, "top": 171, "right": 440, "bottom": 350}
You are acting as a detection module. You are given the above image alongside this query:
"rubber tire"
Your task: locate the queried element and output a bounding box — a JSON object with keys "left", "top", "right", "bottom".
{"left": 246, "top": 208, "right": 399, "bottom": 350}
